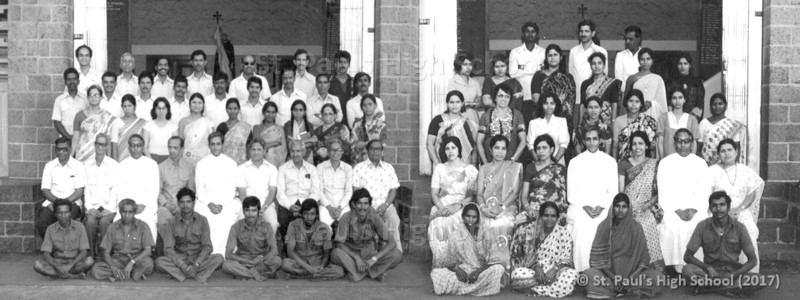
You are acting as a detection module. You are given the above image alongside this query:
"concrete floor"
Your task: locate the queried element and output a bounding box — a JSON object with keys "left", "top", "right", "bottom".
{"left": 1, "top": 253, "right": 797, "bottom": 299}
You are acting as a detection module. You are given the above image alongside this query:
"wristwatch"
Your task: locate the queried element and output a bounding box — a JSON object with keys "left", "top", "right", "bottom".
{"left": 370, "top": 256, "right": 378, "bottom": 263}
{"left": 129, "top": 259, "right": 136, "bottom": 265}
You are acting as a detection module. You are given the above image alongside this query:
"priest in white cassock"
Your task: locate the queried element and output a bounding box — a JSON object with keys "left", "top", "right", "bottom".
{"left": 195, "top": 131, "right": 240, "bottom": 256}
{"left": 566, "top": 127, "right": 618, "bottom": 272}
{"left": 658, "top": 128, "right": 711, "bottom": 272}
{"left": 114, "top": 134, "right": 160, "bottom": 241}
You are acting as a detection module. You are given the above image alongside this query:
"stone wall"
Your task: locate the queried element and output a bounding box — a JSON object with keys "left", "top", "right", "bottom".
{"left": 6, "top": 0, "right": 73, "bottom": 179}
{"left": 0, "top": 184, "right": 40, "bottom": 253}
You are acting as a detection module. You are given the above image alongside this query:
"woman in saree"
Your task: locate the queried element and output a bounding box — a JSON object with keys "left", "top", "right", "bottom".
{"left": 612, "top": 89, "right": 658, "bottom": 161}
{"left": 115, "top": 94, "right": 147, "bottom": 161}
{"left": 481, "top": 54, "right": 510, "bottom": 109}
{"left": 618, "top": 131, "right": 664, "bottom": 271}
{"left": 697, "top": 93, "right": 745, "bottom": 165}
{"left": 667, "top": 53, "right": 705, "bottom": 122}
{"left": 351, "top": 94, "right": 387, "bottom": 164}
{"left": 313, "top": 103, "right": 351, "bottom": 164}
{"left": 657, "top": 88, "right": 699, "bottom": 157}
{"left": 426, "top": 90, "right": 478, "bottom": 167}
{"left": 624, "top": 48, "right": 667, "bottom": 121}
{"left": 527, "top": 92, "right": 569, "bottom": 164}
{"left": 573, "top": 97, "right": 612, "bottom": 154}
{"left": 429, "top": 136, "right": 479, "bottom": 267}
{"left": 72, "top": 85, "right": 119, "bottom": 162}
{"left": 579, "top": 52, "right": 619, "bottom": 138}
{"left": 510, "top": 202, "right": 578, "bottom": 298}
{"left": 532, "top": 44, "right": 576, "bottom": 136}
{"left": 216, "top": 98, "right": 252, "bottom": 165}
{"left": 476, "top": 84, "right": 527, "bottom": 164}
{"left": 476, "top": 135, "right": 522, "bottom": 268}
{"left": 511, "top": 134, "right": 568, "bottom": 265}
{"left": 250, "top": 102, "right": 287, "bottom": 168}
{"left": 710, "top": 139, "right": 764, "bottom": 273}
{"left": 142, "top": 97, "right": 178, "bottom": 163}
{"left": 583, "top": 193, "right": 662, "bottom": 299}
{"left": 178, "top": 93, "right": 216, "bottom": 166}
{"left": 284, "top": 100, "right": 318, "bottom": 164}
{"left": 447, "top": 53, "right": 481, "bottom": 125}
{"left": 430, "top": 203, "right": 506, "bottom": 296}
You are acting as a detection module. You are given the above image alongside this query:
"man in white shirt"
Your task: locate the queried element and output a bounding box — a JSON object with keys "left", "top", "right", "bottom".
{"left": 614, "top": 26, "right": 643, "bottom": 91}
{"left": 188, "top": 49, "right": 214, "bottom": 96}
{"left": 72, "top": 45, "right": 102, "bottom": 98}
{"left": 136, "top": 72, "right": 155, "bottom": 121}
{"left": 307, "top": 74, "right": 343, "bottom": 127}
{"left": 293, "top": 49, "right": 317, "bottom": 98}
{"left": 83, "top": 133, "right": 119, "bottom": 256}
{"left": 317, "top": 139, "right": 352, "bottom": 223}
{"left": 230, "top": 55, "right": 271, "bottom": 102}
{"left": 115, "top": 53, "right": 139, "bottom": 97}
{"left": 236, "top": 139, "right": 279, "bottom": 234}
{"left": 346, "top": 72, "right": 385, "bottom": 128}
{"left": 36, "top": 137, "right": 86, "bottom": 238}
{"left": 169, "top": 75, "right": 191, "bottom": 122}
{"left": 352, "top": 140, "right": 402, "bottom": 252}
{"left": 569, "top": 20, "right": 608, "bottom": 105}
{"left": 270, "top": 66, "right": 307, "bottom": 125}
{"left": 52, "top": 68, "right": 87, "bottom": 139}
{"left": 151, "top": 57, "right": 174, "bottom": 99}
{"left": 658, "top": 129, "right": 711, "bottom": 273}
{"left": 276, "top": 140, "right": 331, "bottom": 236}
{"left": 509, "top": 22, "right": 545, "bottom": 101}
{"left": 566, "top": 128, "right": 618, "bottom": 271}
{"left": 194, "top": 132, "right": 239, "bottom": 255}
{"left": 205, "top": 73, "right": 231, "bottom": 125}
{"left": 114, "top": 134, "right": 160, "bottom": 242}
{"left": 100, "top": 71, "right": 122, "bottom": 117}
{"left": 239, "top": 77, "right": 267, "bottom": 126}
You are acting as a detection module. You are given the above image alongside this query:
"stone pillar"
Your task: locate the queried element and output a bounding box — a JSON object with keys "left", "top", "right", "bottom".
{"left": 7, "top": 0, "right": 73, "bottom": 179}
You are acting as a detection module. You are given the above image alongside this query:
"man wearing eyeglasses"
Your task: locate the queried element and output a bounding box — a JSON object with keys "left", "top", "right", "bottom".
{"left": 113, "top": 134, "right": 160, "bottom": 244}
{"left": 351, "top": 139, "right": 402, "bottom": 253}
{"left": 317, "top": 139, "right": 353, "bottom": 225}
{"left": 36, "top": 137, "right": 87, "bottom": 238}
{"left": 83, "top": 133, "right": 120, "bottom": 257}
{"left": 231, "top": 55, "right": 271, "bottom": 103}
{"left": 658, "top": 128, "right": 712, "bottom": 275}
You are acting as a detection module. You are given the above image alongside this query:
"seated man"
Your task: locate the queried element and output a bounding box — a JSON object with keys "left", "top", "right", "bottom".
{"left": 317, "top": 139, "right": 353, "bottom": 225}
{"left": 282, "top": 199, "right": 344, "bottom": 280}
{"left": 36, "top": 137, "right": 86, "bottom": 238}
{"left": 222, "top": 196, "right": 282, "bottom": 280}
{"left": 157, "top": 136, "right": 195, "bottom": 224}
{"left": 83, "top": 133, "right": 119, "bottom": 257}
{"left": 33, "top": 199, "right": 94, "bottom": 279}
{"left": 276, "top": 140, "right": 331, "bottom": 237}
{"left": 352, "top": 139, "right": 402, "bottom": 252}
{"left": 195, "top": 132, "right": 239, "bottom": 256}
{"left": 682, "top": 191, "right": 762, "bottom": 298}
{"left": 91, "top": 199, "right": 155, "bottom": 282}
{"left": 331, "top": 188, "right": 402, "bottom": 282}
{"left": 115, "top": 134, "right": 160, "bottom": 242}
{"left": 155, "top": 187, "right": 224, "bottom": 283}
{"left": 236, "top": 139, "right": 278, "bottom": 235}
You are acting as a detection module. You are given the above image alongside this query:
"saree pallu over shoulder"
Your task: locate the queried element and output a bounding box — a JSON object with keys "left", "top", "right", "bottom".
{"left": 702, "top": 118, "right": 745, "bottom": 165}
{"left": 256, "top": 123, "right": 287, "bottom": 168}
{"left": 76, "top": 111, "right": 117, "bottom": 162}
{"left": 182, "top": 117, "right": 216, "bottom": 166}
{"left": 434, "top": 115, "right": 478, "bottom": 165}
{"left": 117, "top": 117, "right": 147, "bottom": 161}
{"left": 222, "top": 121, "right": 252, "bottom": 165}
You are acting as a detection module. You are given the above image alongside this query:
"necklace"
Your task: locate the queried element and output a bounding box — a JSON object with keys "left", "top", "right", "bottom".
{"left": 724, "top": 165, "right": 737, "bottom": 186}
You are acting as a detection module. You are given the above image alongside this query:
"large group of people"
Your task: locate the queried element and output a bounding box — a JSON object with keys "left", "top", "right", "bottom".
{"left": 425, "top": 21, "right": 765, "bottom": 298}
{"left": 35, "top": 18, "right": 767, "bottom": 298}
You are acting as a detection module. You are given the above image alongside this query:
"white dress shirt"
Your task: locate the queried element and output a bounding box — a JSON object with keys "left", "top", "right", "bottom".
{"left": 188, "top": 72, "right": 213, "bottom": 97}
{"left": 100, "top": 94, "right": 122, "bottom": 118}
{"left": 509, "top": 43, "right": 546, "bottom": 100}
{"left": 306, "top": 94, "right": 343, "bottom": 127}
{"left": 239, "top": 98, "right": 267, "bottom": 126}
{"left": 83, "top": 156, "right": 119, "bottom": 212}
{"left": 293, "top": 71, "right": 317, "bottom": 98}
{"left": 352, "top": 160, "right": 400, "bottom": 208}
{"left": 346, "top": 94, "right": 386, "bottom": 129}
{"left": 276, "top": 160, "right": 322, "bottom": 209}
{"left": 614, "top": 48, "right": 641, "bottom": 91}
{"left": 230, "top": 73, "right": 272, "bottom": 102}
{"left": 115, "top": 156, "right": 160, "bottom": 240}
{"left": 236, "top": 159, "right": 279, "bottom": 203}
{"left": 52, "top": 93, "right": 87, "bottom": 132}
{"left": 151, "top": 75, "right": 174, "bottom": 99}
{"left": 135, "top": 96, "right": 154, "bottom": 121}
{"left": 168, "top": 97, "right": 191, "bottom": 122}
{"left": 270, "top": 89, "right": 307, "bottom": 125}
{"left": 204, "top": 93, "right": 232, "bottom": 126}
{"left": 568, "top": 42, "right": 608, "bottom": 104}
{"left": 70, "top": 68, "right": 102, "bottom": 98}
{"left": 115, "top": 74, "right": 139, "bottom": 97}
{"left": 317, "top": 160, "right": 353, "bottom": 211}
{"left": 41, "top": 158, "right": 87, "bottom": 207}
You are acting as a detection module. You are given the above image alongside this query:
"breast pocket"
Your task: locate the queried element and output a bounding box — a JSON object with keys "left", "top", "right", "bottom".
{"left": 724, "top": 235, "right": 741, "bottom": 254}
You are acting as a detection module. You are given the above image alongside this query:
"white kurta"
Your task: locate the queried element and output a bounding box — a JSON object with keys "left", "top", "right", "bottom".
{"left": 657, "top": 153, "right": 711, "bottom": 268}
{"left": 567, "top": 150, "right": 618, "bottom": 272}
{"left": 195, "top": 153, "right": 240, "bottom": 256}
{"left": 115, "top": 156, "right": 160, "bottom": 241}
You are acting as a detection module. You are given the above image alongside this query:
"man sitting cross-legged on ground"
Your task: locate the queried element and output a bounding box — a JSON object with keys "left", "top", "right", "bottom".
{"left": 155, "top": 187, "right": 224, "bottom": 283}
{"left": 282, "top": 198, "right": 344, "bottom": 280}
{"left": 221, "top": 196, "right": 282, "bottom": 280}
{"left": 33, "top": 199, "right": 94, "bottom": 279}
{"left": 91, "top": 199, "right": 155, "bottom": 282}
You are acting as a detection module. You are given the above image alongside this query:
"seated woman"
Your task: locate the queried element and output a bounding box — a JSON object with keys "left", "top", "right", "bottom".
{"left": 510, "top": 202, "right": 578, "bottom": 298}
{"left": 313, "top": 103, "right": 351, "bottom": 164}
{"left": 428, "top": 136, "right": 478, "bottom": 267}
{"left": 477, "top": 135, "right": 522, "bottom": 268}
{"left": 331, "top": 188, "right": 402, "bottom": 282}
{"left": 527, "top": 92, "right": 569, "bottom": 164}
{"left": 584, "top": 193, "right": 661, "bottom": 299}
{"left": 430, "top": 203, "right": 506, "bottom": 296}
{"left": 284, "top": 100, "right": 318, "bottom": 164}
{"left": 351, "top": 94, "right": 387, "bottom": 164}
{"left": 426, "top": 90, "right": 478, "bottom": 167}
{"left": 217, "top": 98, "right": 252, "bottom": 165}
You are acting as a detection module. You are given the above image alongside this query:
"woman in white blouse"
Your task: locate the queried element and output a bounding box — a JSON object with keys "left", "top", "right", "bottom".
{"left": 527, "top": 92, "right": 570, "bottom": 164}
{"left": 143, "top": 97, "right": 178, "bottom": 163}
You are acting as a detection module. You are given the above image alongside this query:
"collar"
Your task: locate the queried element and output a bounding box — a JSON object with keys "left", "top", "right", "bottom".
{"left": 518, "top": 43, "right": 541, "bottom": 53}
{"left": 55, "top": 157, "right": 77, "bottom": 168}
{"left": 155, "top": 75, "right": 173, "bottom": 84}
{"left": 55, "top": 220, "right": 76, "bottom": 231}
{"left": 92, "top": 156, "right": 110, "bottom": 167}
{"left": 119, "top": 73, "right": 137, "bottom": 81}
{"left": 710, "top": 216, "right": 734, "bottom": 233}
{"left": 289, "top": 160, "right": 309, "bottom": 170}
{"left": 367, "top": 160, "right": 385, "bottom": 169}
{"left": 191, "top": 72, "right": 211, "bottom": 80}
{"left": 176, "top": 211, "right": 197, "bottom": 223}
{"left": 243, "top": 218, "right": 265, "bottom": 230}
{"left": 246, "top": 159, "right": 268, "bottom": 168}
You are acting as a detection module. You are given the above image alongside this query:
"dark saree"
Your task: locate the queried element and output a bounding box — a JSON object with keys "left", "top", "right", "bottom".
{"left": 532, "top": 70, "right": 577, "bottom": 135}
{"left": 314, "top": 122, "right": 352, "bottom": 164}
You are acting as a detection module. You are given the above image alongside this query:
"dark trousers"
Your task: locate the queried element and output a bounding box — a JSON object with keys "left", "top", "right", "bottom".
{"left": 276, "top": 204, "right": 299, "bottom": 238}
{"left": 36, "top": 202, "right": 82, "bottom": 238}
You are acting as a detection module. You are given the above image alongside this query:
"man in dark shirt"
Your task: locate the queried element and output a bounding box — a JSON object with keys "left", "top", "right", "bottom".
{"left": 91, "top": 198, "right": 155, "bottom": 281}
{"left": 155, "top": 187, "right": 223, "bottom": 283}
{"left": 329, "top": 50, "right": 354, "bottom": 123}
{"left": 282, "top": 199, "right": 344, "bottom": 279}
{"left": 222, "top": 196, "right": 282, "bottom": 280}
{"left": 683, "top": 191, "right": 762, "bottom": 298}
{"left": 34, "top": 199, "right": 94, "bottom": 279}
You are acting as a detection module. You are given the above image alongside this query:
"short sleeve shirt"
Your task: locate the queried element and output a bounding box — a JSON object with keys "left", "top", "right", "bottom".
{"left": 41, "top": 158, "right": 87, "bottom": 206}
{"left": 285, "top": 219, "right": 332, "bottom": 259}
{"left": 334, "top": 211, "right": 388, "bottom": 258}
{"left": 41, "top": 220, "right": 90, "bottom": 259}
{"left": 352, "top": 161, "right": 400, "bottom": 208}
{"left": 687, "top": 218, "right": 755, "bottom": 267}
{"left": 100, "top": 219, "right": 155, "bottom": 255}
{"left": 226, "top": 219, "right": 275, "bottom": 257}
